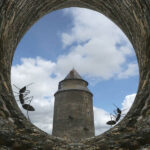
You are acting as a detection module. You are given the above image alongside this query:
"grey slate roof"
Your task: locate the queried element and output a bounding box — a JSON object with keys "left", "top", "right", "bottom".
{"left": 55, "top": 68, "right": 92, "bottom": 95}
{"left": 65, "top": 69, "right": 83, "bottom": 80}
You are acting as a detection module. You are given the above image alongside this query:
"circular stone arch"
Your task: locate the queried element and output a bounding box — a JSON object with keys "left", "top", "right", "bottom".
{"left": 0, "top": 0, "right": 150, "bottom": 149}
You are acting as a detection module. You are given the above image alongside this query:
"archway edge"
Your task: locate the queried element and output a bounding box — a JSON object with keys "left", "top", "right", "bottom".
{"left": 0, "top": 0, "right": 150, "bottom": 149}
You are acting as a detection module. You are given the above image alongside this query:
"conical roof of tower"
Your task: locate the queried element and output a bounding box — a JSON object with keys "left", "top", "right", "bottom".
{"left": 55, "top": 68, "right": 92, "bottom": 96}
{"left": 65, "top": 69, "right": 83, "bottom": 80}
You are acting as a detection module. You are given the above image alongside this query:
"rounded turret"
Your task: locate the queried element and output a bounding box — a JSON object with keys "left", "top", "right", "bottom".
{"left": 52, "top": 69, "right": 95, "bottom": 142}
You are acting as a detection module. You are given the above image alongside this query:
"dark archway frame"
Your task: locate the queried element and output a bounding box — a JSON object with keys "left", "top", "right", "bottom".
{"left": 0, "top": 0, "right": 150, "bottom": 149}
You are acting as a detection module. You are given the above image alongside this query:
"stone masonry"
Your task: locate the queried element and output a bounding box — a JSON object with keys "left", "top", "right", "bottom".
{"left": 52, "top": 69, "right": 95, "bottom": 142}
{"left": 0, "top": 0, "right": 150, "bottom": 149}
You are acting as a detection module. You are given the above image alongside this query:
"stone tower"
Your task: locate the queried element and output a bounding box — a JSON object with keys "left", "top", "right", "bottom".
{"left": 52, "top": 69, "right": 95, "bottom": 142}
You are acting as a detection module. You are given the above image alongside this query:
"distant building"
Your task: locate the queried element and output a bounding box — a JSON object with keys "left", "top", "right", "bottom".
{"left": 52, "top": 69, "right": 95, "bottom": 142}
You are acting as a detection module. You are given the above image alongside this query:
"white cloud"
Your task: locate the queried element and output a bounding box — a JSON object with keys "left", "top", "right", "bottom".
{"left": 11, "top": 57, "right": 63, "bottom": 133}
{"left": 62, "top": 8, "right": 124, "bottom": 47}
{"left": 11, "top": 57, "right": 63, "bottom": 99}
{"left": 118, "top": 63, "right": 139, "bottom": 79}
{"left": 93, "top": 107, "right": 110, "bottom": 135}
{"left": 55, "top": 39, "right": 127, "bottom": 80}
{"left": 18, "top": 98, "right": 54, "bottom": 133}
{"left": 121, "top": 93, "right": 136, "bottom": 114}
{"left": 93, "top": 94, "right": 136, "bottom": 135}
{"left": 57, "top": 8, "right": 138, "bottom": 81}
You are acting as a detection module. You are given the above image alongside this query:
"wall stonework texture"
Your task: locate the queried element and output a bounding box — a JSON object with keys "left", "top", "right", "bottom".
{"left": 0, "top": 0, "right": 150, "bottom": 149}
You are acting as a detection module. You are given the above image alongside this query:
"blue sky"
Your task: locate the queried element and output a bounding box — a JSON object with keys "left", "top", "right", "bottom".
{"left": 12, "top": 9, "right": 72, "bottom": 63}
{"left": 11, "top": 8, "right": 139, "bottom": 135}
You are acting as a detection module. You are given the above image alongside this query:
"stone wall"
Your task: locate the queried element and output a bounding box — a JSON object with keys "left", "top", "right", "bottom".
{"left": 53, "top": 90, "right": 94, "bottom": 142}
{"left": 0, "top": 0, "right": 150, "bottom": 149}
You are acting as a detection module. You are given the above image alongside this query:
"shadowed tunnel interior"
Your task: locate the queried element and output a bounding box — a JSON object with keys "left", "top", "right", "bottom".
{"left": 0, "top": 0, "right": 150, "bottom": 149}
